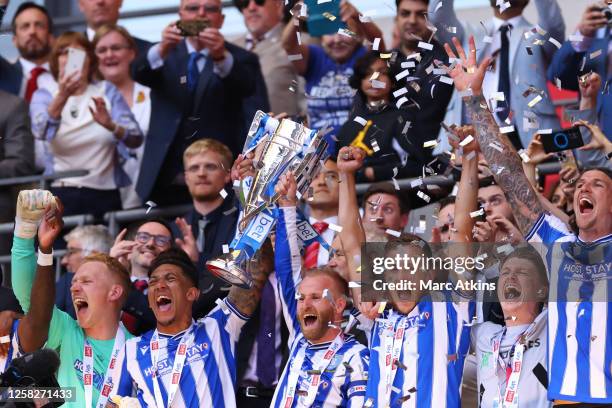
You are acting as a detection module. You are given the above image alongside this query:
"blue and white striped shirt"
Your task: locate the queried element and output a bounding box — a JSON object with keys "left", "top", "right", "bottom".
{"left": 527, "top": 213, "right": 612, "bottom": 403}
{"left": 0, "top": 320, "right": 21, "bottom": 373}
{"left": 118, "top": 298, "right": 248, "bottom": 407}
{"left": 362, "top": 297, "right": 474, "bottom": 408}
{"left": 273, "top": 207, "right": 369, "bottom": 407}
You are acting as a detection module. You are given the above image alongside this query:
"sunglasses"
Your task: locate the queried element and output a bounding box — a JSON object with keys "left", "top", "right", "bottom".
{"left": 234, "top": 0, "right": 266, "bottom": 11}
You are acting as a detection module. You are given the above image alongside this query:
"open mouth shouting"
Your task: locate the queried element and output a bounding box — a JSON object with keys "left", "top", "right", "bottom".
{"left": 503, "top": 282, "right": 522, "bottom": 301}
{"left": 302, "top": 312, "right": 319, "bottom": 328}
{"left": 74, "top": 297, "right": 89, "bottom": 317}
{"left": 578, "top": 196, "right": 594, "bottom": 215}
{"left": 155, "top": 294, "right": 173, "bottom": 313}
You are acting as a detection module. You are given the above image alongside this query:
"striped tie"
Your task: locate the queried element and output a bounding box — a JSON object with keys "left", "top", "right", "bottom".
{"left": 303, "top": 221, "right": 329, "bottom": 269}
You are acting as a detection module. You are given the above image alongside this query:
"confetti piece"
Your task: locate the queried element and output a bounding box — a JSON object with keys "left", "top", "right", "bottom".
{"left": 396, "top": 96, "right": 408, "bottom": 108}
{"left": 296, "top": 31, "right": 302, "bottom": 45}
{"left": 401, "top": 61, "right": 416, "bottom": 69}
{"left": 483, "top": 35, "right": 493, "bottom": 43}
{"left": 145, "top": 200, "right": 157, "bottom": 214}
{"left": 401, "top": 121, "right": 411, "bottom": 135}
{"left": 410, "top": 178, "right": 423, "bottom": 188}
{"left": 295, "top": 190, "right": 302, "bottom": 200}
{"left": 371, "top": 140, "right": 380, "bottom": 152}
{"left": 527, "top": 95, "right": 542, "bottom": 108}
{"left": 548, "top": 37, "right": 561, "bottom": 49}
{"left": 377, "top": 302, "right": 387, "bottom": 314}
{"left": 328, "top": 223, "right": 342, "bottom": 232}
{"left": 447, "top": 26, "right": 457, "bottom": 33}
{"left": 569, "top": 34, "right": 583, "bottom": 42}
{"left": 371, "top": 79, "right": 386, "bottom": 89}
{"left": 395, "top": 69, "right": 410, "bottom": 81}
{"left": 497, "top": 243, "right": 514, "bottom": 255}
{"left": 434, "top": 1, "right": 443, "bottom": 12}
{"left": 215, "top": 298, "right": 230, "bottom": 315}
{"left": 385, "top": 228, "right": 401, "bottom": 237}
{"left": 500, "top": 125, "right": 515, "bottom": 134}
{"left": 219, "top": 188, "right": 228, "bottom": 199}
{"left": 222, "top": 244, "right": 229, "bottom": 254}
{"left": 288, "top": 54, "right": 303, "bottom": 61}
{"left": 465, "top": 151, "right": 476, "bottom": 161}
{"left": 590, "top": 49, "right": 602, "bottom": 59}
{"left": 322, "top": 11, "right": 336, "bottom": 20}
{"left": 379, "top": 52, "right": 392, "bottom": 59}
{"left": 418, "top": 41, "right": 433, "bottom": 50}
{"left": 354, "top": 116, "right": 367, "bottom": 126}
{"left": 440, "top": 76, "right": 453, "bottom": 85}
{"left": 459, "top": 135, "right": 474, "bottom": 146}
{"left": 491, "top": 91, "right": 505, "bottom": 101}
{"left": 423, "top": 140, "right": 438, "bottom": 148}
{"left": 518, "top": 149, "right": 530, "bottom": 163}
{"left": 470, "top": 208, "right": 484, "bottom": 218}
{"left": 372, "top": 37, "right": 381, "bottom": 51}
{"left": 392, "top": 177, "right": 400, "bottom": 190}
{"left": 393, "top": 87, "right": 408, "bottom": 98}
{"left": 338, "top": 28, "right": 357, "bottom": 38}
{"left": 417, "top": 190, "right": 431, "bottom": 203}
{"left": 348, "top": 281, "right": 361, "bottom": 288}
{"left": 223, "top": 206, "right": 237, "bottom": 215}
{"left": 488, "top": 142, "right": 503, "bottom": 152}
{"left": 406, "top": 52, "right": 421, "bottom": 61}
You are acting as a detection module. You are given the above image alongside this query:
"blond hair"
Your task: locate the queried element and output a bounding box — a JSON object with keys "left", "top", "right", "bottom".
{"left": 82, "top": 253, "right": 131, "bottom": 305}
{"left": 183, "top": 139, "right": 233, "bottom": 170}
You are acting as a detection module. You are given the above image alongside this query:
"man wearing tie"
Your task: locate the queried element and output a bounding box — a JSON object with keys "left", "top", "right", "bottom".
{"left": 133, "top": 0, "right": 261, "bottom": 205}
{"left": 429, "top": 0, "right": 564, "bottom": 151}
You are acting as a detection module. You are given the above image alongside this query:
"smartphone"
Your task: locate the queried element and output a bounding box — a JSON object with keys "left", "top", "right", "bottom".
{"left": 64, "top": 47, "right": 86, "bottom": 78}
{"left": 304, "top": 0, "right": 346, "bottom": 37}
{"left": 541, "top": 126, "right": 584, "bottom": 153}
{"left": 176, "top": 19, "right": 211, "bottom": 36}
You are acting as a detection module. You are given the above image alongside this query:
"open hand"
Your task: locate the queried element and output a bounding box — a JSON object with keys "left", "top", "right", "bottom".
{"left": 110, "top": 228, "right": 137, "bottom": 268}
{"left": 89, "top": 96, "right": 114, "bottom": 131}
{"left": 175, "top": 217, "right": 199, "bottom": 262}
{"left": 444, "top": 36, "right": 492, "bottom": 95}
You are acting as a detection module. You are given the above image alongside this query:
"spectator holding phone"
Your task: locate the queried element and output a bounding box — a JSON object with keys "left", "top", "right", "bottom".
{"left": 30, "top": 31, "right": 143, "bottom": 218}
{"left": 282, "top": 0, "right": 384, "bottom": 152}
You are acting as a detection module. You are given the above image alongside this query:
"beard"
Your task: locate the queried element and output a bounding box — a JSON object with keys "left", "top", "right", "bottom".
{"left": 18, "top": 39, "right": 50, "bottom": 61}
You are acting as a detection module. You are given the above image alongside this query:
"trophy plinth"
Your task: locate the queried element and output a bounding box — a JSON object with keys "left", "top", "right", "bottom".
{"left": 206, "top": 253, "right": 253, "bottom": 289}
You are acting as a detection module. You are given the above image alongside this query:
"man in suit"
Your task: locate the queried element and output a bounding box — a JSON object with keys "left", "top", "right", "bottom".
{"left": 234, "top": 0, "right": 303, "bottom": 117}
{"left": 0, "top": 2, "right": 54, "bottom": 99}
{"left": 133, "top": 0, "right": 260, "bottom": 205}
{"left": 173, "top": 139, "right": 240, "bottom": 317}
{"left": 429, "top": 0, "right": 564, "bottom": 151}
{"left": 79, "top": 0, "right": 151, "bottom": 55}
{"left": 548, "top": 2, "right": 612, "bottom": 140}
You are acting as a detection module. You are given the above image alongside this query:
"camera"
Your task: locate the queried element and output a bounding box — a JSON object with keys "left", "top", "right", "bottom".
{"left": 541, "top": 126, "right": 584, "bottom": 153}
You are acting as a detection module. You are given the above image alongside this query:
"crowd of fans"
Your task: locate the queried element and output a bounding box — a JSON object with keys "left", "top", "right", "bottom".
{"left": 0, "top": 0, "right": 611, "bottom": 407}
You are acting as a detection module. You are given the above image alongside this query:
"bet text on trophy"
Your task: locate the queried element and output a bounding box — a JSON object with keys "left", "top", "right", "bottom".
{"left": 206, "top": 111, "right": 329, "bottom": 288}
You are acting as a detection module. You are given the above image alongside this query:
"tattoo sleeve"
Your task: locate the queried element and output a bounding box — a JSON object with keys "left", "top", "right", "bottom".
{"left": 464, "top": 95, "right": 544, "bottom": 235}
{"left": 228, "top": 239, "right": 274, "bottom": 317}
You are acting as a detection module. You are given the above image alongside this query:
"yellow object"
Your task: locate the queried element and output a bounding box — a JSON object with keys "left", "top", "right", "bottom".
{"left": 350, "top": 120, "right": 375, "bottom": 155}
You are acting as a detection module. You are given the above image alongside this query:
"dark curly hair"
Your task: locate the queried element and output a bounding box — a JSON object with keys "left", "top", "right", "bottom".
{"left": 348, "top": 51, "right": 393, "bottom": 100}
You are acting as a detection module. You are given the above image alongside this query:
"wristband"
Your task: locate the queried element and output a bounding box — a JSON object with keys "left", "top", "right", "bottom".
{"left": 37, "top": 248, "right": 54, "bottom": 266}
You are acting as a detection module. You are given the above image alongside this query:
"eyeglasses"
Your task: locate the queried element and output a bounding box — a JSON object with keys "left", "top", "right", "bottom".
{"left": 65, "top": 247, "right": 83, "bottom": 256}
{"left": 95, "top": 44, "right": 131, "bottom": 56}
{"left": 135, "top": 232, "right": 172, "bottom": 247}
{"left": 234, "top": 0, "right": 266, "bottom": 11}
{"left": 186, "top": 162, "right": 227, "bottom": 173}
{"left": 182, "top": 3, "right": 222, "bottom": 14}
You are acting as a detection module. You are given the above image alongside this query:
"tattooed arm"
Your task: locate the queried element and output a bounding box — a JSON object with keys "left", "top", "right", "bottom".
{"left": 444, "top": 36, "right": 545, "bottom": 235}
{"left": 227, "top": 239, "right": 274, "bottom": 317}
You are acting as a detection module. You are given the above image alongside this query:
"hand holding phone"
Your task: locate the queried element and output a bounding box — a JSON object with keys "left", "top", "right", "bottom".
{"left": 64, "top": 47, "right": 86, "bottom": 79}
{"left": 541, "top": 126, "right": 585, "bottom": 153}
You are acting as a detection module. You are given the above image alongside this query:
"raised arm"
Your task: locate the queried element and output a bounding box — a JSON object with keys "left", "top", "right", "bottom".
{"left": 445, "top": 36, "right": 544, "bottom": 235}
{"left": 17, "top": 201, "right": 65, "bottom": 352}
{"left": 281, "top": 3, "right": 310, "bottom": 76}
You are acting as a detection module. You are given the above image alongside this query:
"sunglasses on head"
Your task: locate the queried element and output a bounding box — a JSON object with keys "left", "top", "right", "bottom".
{"left": 234, "top": 0, "right": 266, "bottom": 11}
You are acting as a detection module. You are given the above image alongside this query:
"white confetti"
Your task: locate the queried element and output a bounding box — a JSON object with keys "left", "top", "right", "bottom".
{"left": 385, "top": 228, "right": 401, "bottom": 238}
{"left": 590, "top": 49, "right": 602, "bottom": 59}
{"left": 488, "top": 142, "right": 503, "bottom": 152}
{"left": 465, "top": 151, "right": 476, "bottom": 161}
{"left": 393, "top": 87, "right": 408, "bottom": 98}
{"left": 222, "top": 244, "right": 229, "bottom": 254}
{"left": 423, "top": 140, "right": 438, "bottom": 148}
{"left": 219, "top": 188, "right": 228, "bottom": 199}
{"left": 483, "top": 35, "right": 493, "bottom": 43}
{"left": 328, "top": 223, "right": 343, "bottom": 232}
{"left": 434, "top": 1, "right": 443, "bottom": 12}
{"left": 491, "top": 91, "right": 505, "bottom": 101}
{"left": 548, "top": 37, "right": 561, "bottom": 49}
{"left": 396, "top": 96, "right": 408, "bottom": 108}
{"left": 215, "top": 298, "right": 230, "bottom": 315}
{"left": 459, "top": 135, "right": 474, "bottom": 146}
{"left": 527, "top": 95, "right": 543, "bottom": 108}
{"left": 392, "top": 177, "right": 400, "bottom": 191}
{"left": 354, "top": 116, "right": 367, "bottom": 126}
{"left": 470, "top": 208, "right": 484, "bottom": 218}
{"left": 401, "top": 121, "right": 411, "bottom": 134}
{"left": 401, "top": 61, "right": 416, "bottom": 69}
{"left": 439, "top": 76, "right": 453, "bottom": 85}
{"left": 418, "top": 41, "right": 434, "bottom": 50}
{"left": 288, "top": 54, "right": 303, "bottom": 61}
{"left": 518, "top": 149, "right": 531, "bottom": 163}
{"left": 539, "top": 128, "right": 552, "bottom": 134}
{"left": 372, "top": 37, "right": 381, "bottom": 51}
{"left": 395, "top": 69, "right": 410, "bottom": 81}
{"left": 371, "top": 140, "right": 380, "bottom": 152}
{"left": 417, "top": 190, "right": 431, "bottom": 203}
{"left": 296, "top": 31, "right": 302, "bottom": 45}
{"left": 568, "top": 34, "right": 584, "bottom": 42}
{"left": 145, "top": 200, "right": 157, "bottom": 214}
{"left": 371, "top": 79, "right": 386, "bottom": 89}
{"left": 348, "top": 281, "right": 361, "bottom": 288}
{"left": 410, "top": 178, "right": 423, "bottom": 188}
{"left": 500, "top": 125, "right": 515, "bottom": 134}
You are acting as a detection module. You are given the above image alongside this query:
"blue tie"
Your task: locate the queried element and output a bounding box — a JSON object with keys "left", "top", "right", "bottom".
{"left": 187, "top": 52, "right": 204, "bottom": 92}
{"left": 256, "top": 280, "right": 276, "bottom": 388}
{"left": 497, "top": 24, "right": 511, "bottom": 122}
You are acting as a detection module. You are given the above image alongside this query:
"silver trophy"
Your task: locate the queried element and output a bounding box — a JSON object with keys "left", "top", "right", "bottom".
{"left": 206, "top": 111, "right": 329, "bottom": 288}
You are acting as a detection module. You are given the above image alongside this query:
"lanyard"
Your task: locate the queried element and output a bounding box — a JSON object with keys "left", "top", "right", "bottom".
{"left": 282, "top": 332, "right": 345, "bottom": 408}
{"left": 150, "top": 325, "right": 196, "bottom": 408}
{"left": 491, "top": 322, "right": 536, "bottom": 408}
{"left": 83, "top": 324, "right": 126, "bottom": 408}
{"left": 382, "top": 316, "right": 406, "bottom": 406}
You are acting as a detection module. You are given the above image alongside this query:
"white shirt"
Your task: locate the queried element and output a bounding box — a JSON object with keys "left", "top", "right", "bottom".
{"left": 86, "top": 26, "right": 96, "bottom": 42}
{"left": 481, "top": 15, "right": 523, "bottom": 125}
{"left": 308, "top": 215, "right": 337, "bottom": 267}
{"left": 17, "top": 58, "right": 54, "bottom": 97}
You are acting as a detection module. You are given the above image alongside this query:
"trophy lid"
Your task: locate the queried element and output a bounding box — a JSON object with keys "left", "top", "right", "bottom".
{"left": 206, "top": 258, "right": 253, "bottom": 289}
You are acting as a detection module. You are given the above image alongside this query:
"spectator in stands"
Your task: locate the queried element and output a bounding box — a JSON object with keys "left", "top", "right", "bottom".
{"left": 55, "top": 225, "right": 113, "bottom": 319}
{"left": 78, "top": 0, "right": 151, "bottom": 55}
{"left": 548, "top": 2, "right": 612, "bottom": 140}
{"left": 110, "top": 219, "right": 176, "bottom": 334}
{"left": 0, "top": 2, "right": 54, "bottom": 101}
{"left": 429, "top": 0, "right": 564, "bottom": 151}
{"left": 0, "top": 90, "right": 34, "bottom": 260}
{"left": 436, "top": 195, "right": 455, "bottom": 242}
{"left": 30, "top": 31, "right": 143, "bottom": 218}
{"left": 133, "top": 0, "right": 262, "bottom": 206}
{"left": 337, "top": 51, "right": 425, "bottom": 181}
{"left": 234, "top": 0, "right": 304, "bottom": 118}
{"left": 300, "top": 159, "right": 339, "bottom": 268}
{"left": 360, "top": 181, "right": 409, "bottom": 241}
{"left": 93, "top": 24, "right": 152, "bottom": 209}
{"left": 173, "top": 139, "right": 239, "bottom": 317}
{"left": 281, "top": 0, "right": 384, "bottom": 152}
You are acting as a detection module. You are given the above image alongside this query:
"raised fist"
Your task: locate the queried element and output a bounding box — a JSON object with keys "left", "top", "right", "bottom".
{"left": 15, "top": 190, "right": 56, "bottom": 239}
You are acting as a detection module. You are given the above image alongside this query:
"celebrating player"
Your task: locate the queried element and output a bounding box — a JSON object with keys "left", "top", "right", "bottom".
{"left": 270, "top": 172, "right": 369, "bottom": 407}
{"left": 11, "top": 190, "right": 133, "bottom": 407}
{"left": 445, "top": 35, "right": 612, "bottom": 404}
{"left": 117, "top": 243, "right": 274, "bottom": 407}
